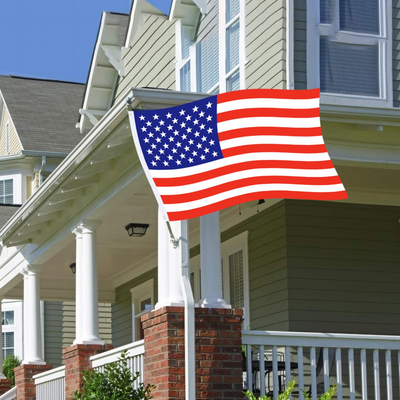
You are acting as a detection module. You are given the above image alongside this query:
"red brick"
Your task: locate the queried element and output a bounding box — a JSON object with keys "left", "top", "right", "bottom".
{"left": 15, "top": 364, "right": 53, "bottom": 400}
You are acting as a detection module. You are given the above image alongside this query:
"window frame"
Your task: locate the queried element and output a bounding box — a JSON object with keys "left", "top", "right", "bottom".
{"left": 0, "top": 176, "right": 14, "bottom": 205}
{"left": 130, "top": 279, "right": 154, "bottom": 342}
{"left": 1, "top": 300, "right": 22, "bottom": 360}
{"left": 306, "top": 0, "right": 393, "bottom": 108}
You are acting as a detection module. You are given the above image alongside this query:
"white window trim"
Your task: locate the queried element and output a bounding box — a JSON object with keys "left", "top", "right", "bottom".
{"left": 306, "top": 0, "right": 393, "bottom": 108}
{"left": 176, "top": 0, "right": 246, "bottom": 94}
{"left": 0, "top": 174, "right": 20, "bottom": 205}
{"left": 190, "top": 231, "right": 250, "bottom": 327}
{"left": 2, "top": 300, "right": 23, "bottom": 360}
{"left": 130, "top": 279, "right": 154, "bottom": 342}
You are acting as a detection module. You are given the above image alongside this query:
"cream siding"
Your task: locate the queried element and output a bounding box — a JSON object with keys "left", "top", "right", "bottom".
{"left": 44, "top": 301, "right": 112, "bottom": 367}
{"left": 394, "top": 0, "right": 400, "bottom": 106}
{"left": 245, "top": 0, "right": 286, "bottom": 90}
{"left": 0, "top": 106, "right": 22, "bottom": 156}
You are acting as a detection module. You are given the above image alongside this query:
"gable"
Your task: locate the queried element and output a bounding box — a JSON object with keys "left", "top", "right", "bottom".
{"left": 0, "top": 103, "right": 22, "bottom": 157}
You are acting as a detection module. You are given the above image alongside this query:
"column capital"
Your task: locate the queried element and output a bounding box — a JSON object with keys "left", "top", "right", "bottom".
{"left": 22, "top": 265, "right": 41, "bottom": 276}
{"left": 79, "top": 219, "right": 102, "bottom": 234}
{"left": 72, "top": 227, "right": 83, "bottom": 237}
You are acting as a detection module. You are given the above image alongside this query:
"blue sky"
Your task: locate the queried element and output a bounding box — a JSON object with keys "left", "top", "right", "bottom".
{"left": 0, "top": 0, "right": 171, "bottom": 83}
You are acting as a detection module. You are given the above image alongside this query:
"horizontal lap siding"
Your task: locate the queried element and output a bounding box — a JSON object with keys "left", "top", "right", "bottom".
{"left": 394, "top": 0, "right": 400, "bottom": 106}
{"left": 221, "top": 201, "right": 289, "bottom": 331}
{"left": 112, "top": 269, "right": 158, "bottom": 348}
{"left": 113, "top": 17, "right": 176, "bottom": 104}
{"left": 44, "top": 302, "right": 112, "bottom": 367}
{"left": 285, "top": 200, "right": 400, "bottom": 335}
{"left": 294, "top": 0, "right": 307, "bottom": 89}
{"left": 245, "top": 0, "right": 286, "bottom": 89}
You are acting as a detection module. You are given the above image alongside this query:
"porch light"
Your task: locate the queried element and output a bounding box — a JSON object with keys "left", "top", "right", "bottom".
{"left": 125, "top": 223, "right": 149, "bottom": 238}
{"left": 69, "top": 263, "right": 76, "bottom": 274}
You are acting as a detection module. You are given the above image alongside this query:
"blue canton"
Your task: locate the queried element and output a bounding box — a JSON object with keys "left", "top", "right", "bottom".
{"left": 134, "top": 96, "right": 224, "bottom": 170}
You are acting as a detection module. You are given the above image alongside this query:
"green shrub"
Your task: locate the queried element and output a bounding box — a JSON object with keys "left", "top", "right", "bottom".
{"left": 244, "top": 381, "right": 337, "bottom": 400}
{"left": 73, "top": 351, "right": 154, "bottom": 400}
{"left": 3, "top": 355, "right": 21, "bottom": 387}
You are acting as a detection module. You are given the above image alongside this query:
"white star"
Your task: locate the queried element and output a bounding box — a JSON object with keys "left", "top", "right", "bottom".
{"left": 176, "top": 160, "right": 182, "bottom": 165}
{"left": 174, "top": 130, "right": 179, "bottom": 136}
{"left": 213, "top": 151, "right": 218, "bottom": 157}
{"left": 161, "top": 132, "right": 166, "bottom": 137}
{"left": 189, "top": 139, "right": 194, "bottom": 145}
{"left": 155, "top": 155, "right": 160, "bottom": 160}
{"left": 153, "top": 114, "right": 159, "bottom": 120}
{"left": 186, "top": 115, "right": 192, "bottom": 121}
{"left": 206, "top": 115, "right": 212, "bottom": 122}
{"left": 193, "top": 119, "right": 199, "bottom": 125}
{"left": 139, "top": 115, "right": 145, "bottom": 121}
{"left": 180, "top": 153, "right": 186, "bottom": 159}
{"left": 146, "top": 121, "right": 152, "bottom": 126}
{"left": 163, "top": 143, "right": 169, "bottom": 149}
{"left": 159, "top": 120, "right": 165, "bottom": 126}
{"left": 172, "top": 148, "right": 178, "bottom": 154}
{"left": 151, "top": 161, "right": 157, "bottom": 166}
{"left": 206, "top": 102, "right": 212, "bottom": 108}
{"left": 204, "top": 148, "right": 210, "bottom": 153}
{"left": 168, "top": 125, "right": 173, "bottom": 131}
{"left": 144, "top": 138, "right": 149, "bottom": 143}
{"left": 179, "top": 109, "right": 185, "bottom": 116}
{"left": 147, "top": 149, "right": 152, "bottom": 154}
{"left": 197, "top": 143, "right": 202, "bottom": 149}
{"left": 186, "top": 127, "right": 192, "bottom": 133}
{"left": 200, "top": 124, "right": 205, "bottom": 130}
{"left": 195, "top": 132, "right": 200, "bottom": 137}
{"left": 141, "top": 126, "right": 147, "bottom": 132}
{"left": 155, "top": 126, "right": 160, "bottom": 132}
{"left": 181, "top": 134, "right": 187, "bottom": 140}
{"left": 207, "top": 128, "right": 213, "bottom": 134}
{"left": 173, "top": 118, "right": 178, "bottom": 124}
{"left": 192, "top": 105, "right": 199, "bottom": 112}
{"left": 180, "top": 122, "right": 186, "bottom": 128}
{"left": 200, "top": 155, "right": 206, "bottom": 160}
{"left": 156, "top": 137, "right": 161, "bottom": 143}
{"left": 176, "top": 142, "right": 182, "bottom": 147}
{"left": 159, "top": 149, "right": 165, "bottom": 154}
{"left": 184, "top": 146, "right": 190, "bottom": 152}
{"left": 166, "top": 112, "right": 172, "bottom": 118}
{"left": 168, "top": 155, "right": 173, "bottom": 160}
{"left": 201, "top": 136, "right": 207, "bottom": 142}
{"left": 189, "top": 157, "right": 194, "bottom": 163}
{"left": 151, "top": 143, "right": 157, "bottom": 149}
{"left": 163, "top": 161, "right": 169, "bottom": 166}
{"left": 168, "top": 136, "right": 174, "bottom": 142}
{"left": 209, "top": 140, "right": 215, "bottom": 146}
{"left": 199, "top": 111, "right": 205, "bottom": 117}
{"left": 148, "top": 132, "right": 154, "bottom": 138}
{"left": 192, "top": 150, "right": 197, "bottom": 156}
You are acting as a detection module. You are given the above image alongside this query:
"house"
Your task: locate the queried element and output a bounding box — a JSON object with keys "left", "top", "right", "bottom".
{"left": 0, "top": 75, "right": 112, "bottom": 370}
{"left": 0, "top": 0, "right": 399, "bottom": 399}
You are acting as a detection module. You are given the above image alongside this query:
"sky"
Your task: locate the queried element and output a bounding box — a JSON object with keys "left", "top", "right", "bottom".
{"left": 0, "top": 0, "right": 172, "bottom": 84}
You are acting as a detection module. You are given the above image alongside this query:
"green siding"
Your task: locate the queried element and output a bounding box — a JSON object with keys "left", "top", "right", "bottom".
{"left": 394, "top": 0, "right": 400, "bottom": 107}
{"left": 245, "top": 0, "right": 286, "bottom": 89}
{"left": 112, "top": 269, "right": 158, "bottom": 348}
{"left": 44, "top": 302, "right": 112, "bottom": 367}
{"left": 285, "top": 200, "right": 400, "bottom": 335}
{"left": 294, "top": 0, "right": 307, "bottom": 89}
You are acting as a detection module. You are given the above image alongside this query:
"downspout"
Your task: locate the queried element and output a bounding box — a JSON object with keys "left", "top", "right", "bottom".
{"left": 39, "top": 155, "right": 47, "bottom": 186}
{"left": 286, "top": 0, "right": 295, "bottom": 90}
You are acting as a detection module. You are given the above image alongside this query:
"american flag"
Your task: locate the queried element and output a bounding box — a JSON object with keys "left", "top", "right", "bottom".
{"left": 129, "top": 89, "right": 347, "bottom": 221}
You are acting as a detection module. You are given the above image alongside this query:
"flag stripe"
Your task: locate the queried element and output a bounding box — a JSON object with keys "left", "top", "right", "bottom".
{"left": 220, "top": 135, "right": 325, "bottom": 149}
{"left": 217, "top": 116, "right": 321, "bottom": 132}
{"left": 160, "top": 176, "right": 344, "bottom": 200}
{"left": 217, "top": 108, "right": 320, "bottom": 122}
{"left": 217, "top": 88, "right": 320, "bottom": 102}
{"left": 163, "top": 183, "right": 346, "bottom": 212}
{"left": 151, "top": 153, "right": 333, "bottom": 179}
{"left": 153, "top": 160, "right": 337, "bottom": 186}
{"left": 167, "top": 190, "right": 346, "bottom": 221}
{"left": 222, "top": 144, "right": 328, "bottom": 158}
{"left": 218, "top": 127, "right": 323, "bottom": 141}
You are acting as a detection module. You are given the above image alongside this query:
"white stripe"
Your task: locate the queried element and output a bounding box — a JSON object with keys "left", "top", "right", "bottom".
{"left": 164, "top": 183, "right": 346, "bottom": 212}
{"left": 158, "top": 168, "right": 339, "bottom": 195}
{"left": 151, "top": 152, "right": 332, "bottom": 178}
{"left": 217, "top": 117, "right": 320, "bottom": 132}
{"left": 217, "top": 98, "right": 320, "bottom": 113}
{"left": 220, "top": 135, "right": 324, "bottom": 149}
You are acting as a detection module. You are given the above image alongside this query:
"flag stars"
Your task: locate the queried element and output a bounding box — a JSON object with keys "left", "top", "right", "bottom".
{"left": 189, "top": 158, "right": 194, "bottom": 163}
{"left": 196, "top": 143, "right": 202, "bottom": 149}
{"left": 155, "top": 126, "right": 160, "bottom": 132}
{"left": 153, "top": 114, "right": 159, "bottom": 120}
{"left": 176, "top": 160, "right": 182, "bottom": 165}
{"left": 147, "top": 149, "right": 152, "bottom": 154}
{"left": 161, "top": 132, "right": 166, "bottom": 137}
{"left": 163, "top": 143, "right": 169, "bottom": 149}
{"left": 176, "top": 142, "right": 182, "bottom": 148}
{"left": 144, "top": 138, "right": 149, "bottom": 143}
{"left": 185, "top": 115, "right": 192, "bottom": 121}
{"left": 209, "top": 140, "right": 215, "bottom": 146}
{"left": 193, "top": 119, "right": 199, "bottom": 125}
{"left": 168, "top": 136, "right": 174, "bottom": 142}
{"left": 148, "top": 132, "right": 154, "bottom": 138}
{"left": 155, "top": 155, "right": 160, "bottom": 160}
{"left": 189, "top": 139, "right": 194, "bottom": 145}
{"left": 213, "top": 151, "right": 218, "bottom": 157}
{"left": 184, "top": 146, "right": 190, "bottom": 152}
{"left": 186, "top": 127, "right": 192, "bottom": 133}
{"left": 195, "top": 132, "right": 200, "bottom": 137}
{"left": 199, "top": 111, "right": 205, "bottom": 117}
{"left": 201, "top": 136, "right": 207, "bottom": 142}
{"left": 192, "top": 151, "right": 198, "bottom": 156}
{"left": 172, "top": 148, "right": 178, "bottom": 154}
{"left": 179, "top": 109, "right": 185, "bottom": 116}
{"left": 139, "top": 115, "right": 145, "bottom": 121}
{"left": 200, "top": 155, "right": 206, "bottom": 160}
{"left": 146, "top": 121, "right": 152, "bottom": 126}
{"left": 204, "top": 148, "right": 210, "bottom": 153}
{"left": 159, "top": 149, "right": 165, "bottom": 154}
{"left": 180, "top": 153, "right": 185, "bottom": 159}
{"left": 141, "top": 126, "right": 147, "bottom": 132}
{"left": 163, "top": 161, "right": 169, "bottom": 166}
{"left": 168, "top": 155, "right": 173, "bottom": 160}
{"left": 207, "top": 128, "right": 213, "bottom": 134}
{"left": 192, "top": 105, "right": 199, "bottom": 112}
{"left": 173, "top": 118, "right": 178, "bottom": 124}
{"left": 206, "top": 102, "right": 212, "bottom": 108}
{"left": 156, "top": 137, "right": 161, "bottom": 143}
{"left": 151, "top": 143, "right": 157, "bottom": 149}
{"left": 180, "top": 122, "right": 186, "bottom": 128}
{"left": 159, "top": 120, "right": 165, "bottom": 126}
{"left": 166, "top": 113, "right": 172, "bottom": 118}
{"left": 151, "top": 161, "right": 157, "bottom": 166}
{"left": 181, "top": 134, "right": 187, "bottom": 140}
{"left": 174, "top": 130, "right": 179, "bottom": 136}
{"left": 206, "top": 115, "right": 212, "bottom": 122}
{"left": 200, "top": 124, "right": 205, "bottom": 130}
{"left": 168, "top": 125, "right": 173, "bottom": 131}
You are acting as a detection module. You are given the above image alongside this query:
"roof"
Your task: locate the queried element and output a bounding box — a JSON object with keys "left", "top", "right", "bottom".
{"left": 0, "top": 75, "right": 85, "bottom": 154}
{"left": 0, "top": 205, "right": 20, "bottom": 230}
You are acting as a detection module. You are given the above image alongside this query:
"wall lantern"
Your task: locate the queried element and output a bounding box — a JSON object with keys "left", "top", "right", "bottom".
{"left": 125, "top": 223, "right": 149, "bottom": 238}
{"left": 70, "top": 263, "right": 76, "bottom": 274}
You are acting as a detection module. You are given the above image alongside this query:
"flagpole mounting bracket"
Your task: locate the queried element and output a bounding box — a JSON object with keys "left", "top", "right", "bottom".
{"left": 166, "top": 221, "right": 180, "bottom": 248}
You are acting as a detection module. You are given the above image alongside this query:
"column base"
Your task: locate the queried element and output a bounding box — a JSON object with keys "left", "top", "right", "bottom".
{"left": 15, "top": 364, "right": 53, "bottom": 400}
{"left": 0, "top": 378, "right": 11, "bottom": 395}
{"left": 73, "top": 339, "right": 105, "bottom": 346}
{"left": 21, "top": 360, "right": 46, "bottom": 366}
{"left": 63, "top": 344, "right": 113, "bottom": 400}
{"left": 198, "top": 297, "right": 231, "bottom": 309}
{"left": 142, "top": 306, "right": 243, "bottom": 399}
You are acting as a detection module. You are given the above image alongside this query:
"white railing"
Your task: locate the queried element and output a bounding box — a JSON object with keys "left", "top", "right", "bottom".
{"left": 90, "top": 340, "right": 145, "bottom": 388}
{"left": 242, "top": 330, "right": 400, "bottom": 400}
{"left": 0, "top": 387, "right": 16, "bottom": 400}
{"left": 34, "top": 365, "right": 65, "bottom": 400}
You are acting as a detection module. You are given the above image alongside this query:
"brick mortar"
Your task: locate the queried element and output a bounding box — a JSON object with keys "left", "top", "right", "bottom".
{"left": 15, "top": 364, "right": 53, "bottom": 400}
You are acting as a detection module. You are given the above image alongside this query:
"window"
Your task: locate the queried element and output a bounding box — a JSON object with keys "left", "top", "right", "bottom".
{"left": 307, "top": 0, "right": 392, "bottom": 107}
{"left": 131, "top": 280, "right": 154, "bottom": 342}
{"left": 176, "top": 0, "right": 245, "bottom": 94}
{"left": 0, "top": 179, "right": 13, "bottom": 204}
{"left": 2, "top": 311, "right": 14, "bottom": 325}
{"left": 2, "top": 332, "right": 14, "bottom": 358}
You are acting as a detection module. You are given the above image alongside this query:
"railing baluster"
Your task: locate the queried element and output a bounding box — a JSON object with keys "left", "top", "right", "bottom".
{"left": 246, "top": 344, "right": 253, "bottom": 394}
{"left": 285, "top": 345, "right": 291, "bottom": 395}
{"left": 360, "top": 349, "right": 367, "bottom": 400}
{"left": 259, "top": 345, "right": 266, "bottom": 396}
{"left": 348, "top": 348, "right": 355, "bottom": 400}
{"left": 310, "top": 347, "right": 317, "bottom": 400}
{"left": 336, "top": 348, "right": 342, "bottom": 400}
{"left": 298, "top": 347, "right": 304, "bottom": 400}
{"left": 373, "top": 349, "right": 380, "bottom": 400}
{"left": 273, "top": 345, "right": 278, "bottom": 400}
{"left": 323, "top": 347, "right": 329, "bottom": 392}
{"left": 386, "top": 350, "right": 393, "bottom": 400}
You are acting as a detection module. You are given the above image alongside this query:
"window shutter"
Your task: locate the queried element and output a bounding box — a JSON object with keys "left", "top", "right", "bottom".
{"left": 197, "top": 28, "right": 219, "bottom": 93}
{"left": 339, "top": 0, "right": 379, "bottom": 34}
{"left": 4, "top": 179, "right": 13, "bottom": 204}
{"left": 229, "top": 250, "right": 244, "bottom": 309}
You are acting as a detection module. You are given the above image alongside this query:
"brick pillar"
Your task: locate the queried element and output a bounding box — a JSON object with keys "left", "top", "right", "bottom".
{"left": 0, "top": 378, "right": 11, "bottom": 395}
{"left": 142, "top": 306, "right": 243, "bottom": 400}
{"left": 63, "top": 344, "right": 113, "bottom": 400}
{"left": 14, "top": 364, "right": 52, "bottom": 400}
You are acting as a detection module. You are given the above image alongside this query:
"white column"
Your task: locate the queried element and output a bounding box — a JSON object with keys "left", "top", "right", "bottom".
{"left": 199, "top": 212, "right": 229, "bottom": 308}
{"left": 79, "top": 220, "right": 104, "bottom": 345}
{"left": 73, "top": 228, "right": 83, "bottom": 344}
{"left": 22, "top": 266, "right": 45, "bottom": 364}
{"left": 0, "top": 298, "right": 6, "bottom": 378}
{"left": 155, "top": 209, "right": 170, "bottom": 309}
{"left": 167, "top": 220, "right": 185, "bottom": 306}
{"left": 22, "top": 270, "right": 28, "bottom": 362}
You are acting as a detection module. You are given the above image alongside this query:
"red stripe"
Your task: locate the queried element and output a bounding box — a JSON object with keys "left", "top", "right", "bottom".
{"left": 222, "top": 144, "right": 328, "bottom": 157}
{"left": 217, "top": 88, "right": 320, "bottom": 103}
{"left": 161, "top": 176, "right": 343, "bottom": 204}
{"left": 153, "top": 160, "right": 336, "bottom": 187}
{"left": 167, "top": 190, "right": 348, "bottom": 221}
{"left": 217, "top": 127, "right": 323, "bottom": 141}
{"left": 217, "top": 108, "right": 320, "bottom": 122}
